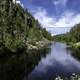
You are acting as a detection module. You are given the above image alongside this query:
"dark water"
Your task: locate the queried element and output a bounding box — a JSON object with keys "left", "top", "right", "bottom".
{"left": 25, "top": 42, "right": 80, "bottom": 80}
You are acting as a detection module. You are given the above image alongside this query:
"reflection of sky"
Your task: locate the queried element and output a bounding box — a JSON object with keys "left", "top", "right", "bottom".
{"left": 27, "top": 42, "right": 80, "bottom": 80}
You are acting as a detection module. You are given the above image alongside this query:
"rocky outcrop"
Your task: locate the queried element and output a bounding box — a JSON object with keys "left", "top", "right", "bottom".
{"left": 27, "top": 39, "right": 50, "bottom": 50}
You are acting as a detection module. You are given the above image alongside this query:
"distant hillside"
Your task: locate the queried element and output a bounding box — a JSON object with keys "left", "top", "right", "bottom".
{"left": 53, "top": 23, "right": 80, "bottom": 44}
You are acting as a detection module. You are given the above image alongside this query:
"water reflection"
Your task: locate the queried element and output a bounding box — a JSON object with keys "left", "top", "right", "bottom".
{"left": 71, "top": 48, "right": 80, "bottom": 61}
{"left": 26, "top": 42, "right": 80, "bottom": 80}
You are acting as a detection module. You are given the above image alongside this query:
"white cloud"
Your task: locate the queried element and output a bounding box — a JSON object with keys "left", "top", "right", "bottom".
{"left": 53, "top": 1, "right": 59, "bottom": 5}
{"left": 53, "top": 0, "right": 67, "bottom": 6}
{"left": 33, "top": 7, "right": 80, "bottom": 35}
{"left": 13, "top": 0, "right": 16, "bottom": 4}
{"left": 12, "top": 0, "right": 24, "bottom": 8}
{"left": 16, "top": 0, "right": 21, "bottom": 4}
{"left": 56, "top": 11, "right": 80, "bottom": 28}
{"left": 16, "top": 0, "right": 24, "bottom": 8}
{"left": 53, "top": 0, "right": 68, "bottom": 13}
{"left": 13, "top": 0, "right": 21, "bottom": 4}
{"left": 34, "top": 7, "right": 56, "bottom": 28}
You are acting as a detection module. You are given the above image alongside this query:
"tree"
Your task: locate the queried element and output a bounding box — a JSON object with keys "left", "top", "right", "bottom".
{"left": 70, "top": 24, "right": 80, "bottom": 42}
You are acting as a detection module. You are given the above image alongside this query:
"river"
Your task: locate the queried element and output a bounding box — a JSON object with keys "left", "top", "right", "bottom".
{"left": 25, "top": 42, "right": 80, "bottom": 80}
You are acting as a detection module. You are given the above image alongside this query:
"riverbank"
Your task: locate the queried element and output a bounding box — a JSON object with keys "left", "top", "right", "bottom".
{"left": 0, "top": 40, "right": 51, "bottom": 80}
{"left": 71, "top": 42, "right": 80, "bottom": 49}
{"left": 27, "top": 38, "right": 51, "bottom": 50}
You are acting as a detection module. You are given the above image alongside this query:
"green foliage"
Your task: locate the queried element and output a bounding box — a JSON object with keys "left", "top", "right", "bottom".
{"left": 28, "top": 27, "right": 43, "bottom": 41}
{"left": 70, "top": 23, "right": 80, "bottom": 42}
{"left": 53, "top": 23, "right": 80, "bottom": 44}
{"left": 53, "top": 33, "right": 76, "bottom": 44}
{"left": 0, "top": 0, "right": 52, "bottom": 51}
{"left": 41, "top": 28, "right": 53, "bottom": 40}
{"left": 4, "top": 33, "right": 24, "bottom": 52}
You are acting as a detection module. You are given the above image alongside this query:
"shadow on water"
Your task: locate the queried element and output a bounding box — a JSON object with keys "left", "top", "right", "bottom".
{"left": 0, "top": 45, "right": 51, "bottom": 80}
{"left": 71, "top": 48, "right": 80, "bottom": 61}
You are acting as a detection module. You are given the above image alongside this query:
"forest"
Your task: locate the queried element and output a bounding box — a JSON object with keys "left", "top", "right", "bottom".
{"left": 0, "top": 0, "right": 53, "bottom": 80}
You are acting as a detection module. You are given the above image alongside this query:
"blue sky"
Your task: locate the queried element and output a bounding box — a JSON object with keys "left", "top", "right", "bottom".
{"left": 19, "top": 0, "right": 80, "bottom": 35}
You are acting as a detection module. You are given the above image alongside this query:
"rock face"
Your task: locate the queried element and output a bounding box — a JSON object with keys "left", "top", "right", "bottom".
{"left": 27, "top": 39, "right": 50, "bottom": 50}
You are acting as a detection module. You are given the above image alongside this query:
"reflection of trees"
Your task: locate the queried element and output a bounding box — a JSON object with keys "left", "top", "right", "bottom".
{"left": 71, "top": 48, "right": 80, "bottom": 61}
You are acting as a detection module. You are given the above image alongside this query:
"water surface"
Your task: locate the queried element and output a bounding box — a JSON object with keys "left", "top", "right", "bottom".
{"left": 26, "top": 42, "right": 80, "bottom": 80}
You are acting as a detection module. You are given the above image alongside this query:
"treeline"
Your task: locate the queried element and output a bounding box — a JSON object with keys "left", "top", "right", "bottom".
{"left": 53, "top": 23, "right": 80, "bottom": 44}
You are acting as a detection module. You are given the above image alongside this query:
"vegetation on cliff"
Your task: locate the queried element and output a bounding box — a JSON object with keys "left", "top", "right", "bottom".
{"left": 0, "top": 0, "right": 52, "bottom": 80}
{"left": 0, "top": 0, "right": 53, "bottom": 52}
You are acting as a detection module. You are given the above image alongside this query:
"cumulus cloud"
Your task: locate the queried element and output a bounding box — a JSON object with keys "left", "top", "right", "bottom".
{"left": 33, "top": 7, "right": 56, "bottom": 28}
{"left": 33, "top": 7, "right": 80, "bottom": 35}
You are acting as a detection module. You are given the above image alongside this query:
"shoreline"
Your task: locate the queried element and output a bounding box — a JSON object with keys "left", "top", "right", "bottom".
{"left": 27, "top": 39, "right": 51, "bottom": 50}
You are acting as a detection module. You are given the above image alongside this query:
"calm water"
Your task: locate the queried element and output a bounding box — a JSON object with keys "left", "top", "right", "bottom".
{"left": 25, "top": 42, "right": 80, "bottom": 80}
